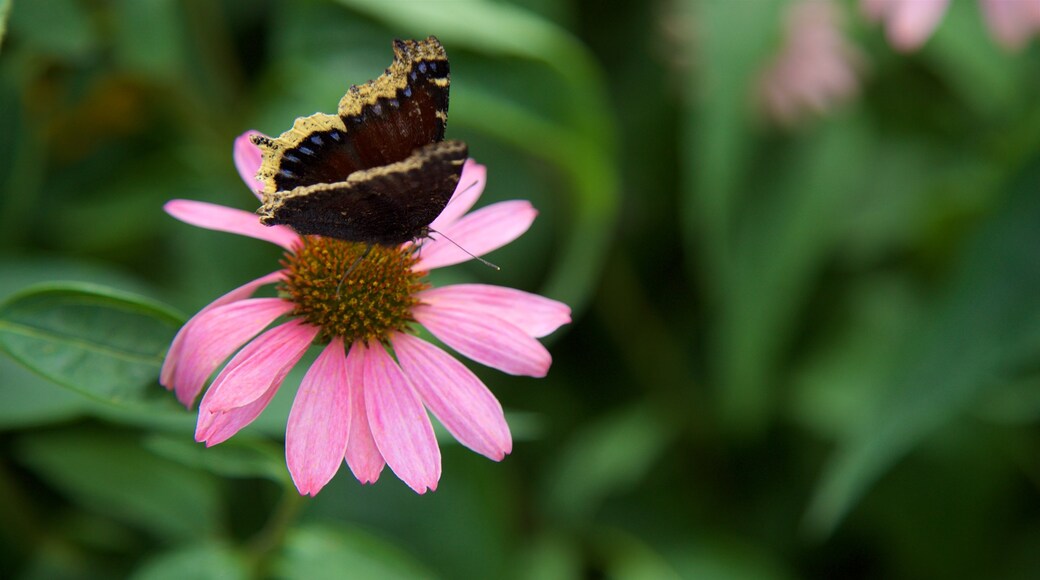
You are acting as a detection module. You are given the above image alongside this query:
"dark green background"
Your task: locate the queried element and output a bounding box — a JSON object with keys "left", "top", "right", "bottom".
{"left": 2, "top": 0, "right": 1040, "bottom": 578}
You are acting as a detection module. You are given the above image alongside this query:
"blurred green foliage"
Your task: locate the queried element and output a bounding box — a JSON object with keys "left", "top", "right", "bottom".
{"left": 1, "top": 0, "right": 1040, "bottom": 578}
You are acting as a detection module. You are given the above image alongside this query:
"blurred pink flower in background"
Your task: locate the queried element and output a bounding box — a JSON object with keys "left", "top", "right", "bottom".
{"left": 759, "top": 0, "right": 863, "bottom": 126}
{"left": 862, "top": 0, "right": 949, "bottom": 51}
{"left": 160, "top": 132, "right": 571, "bottom": 496}
{"left": 979, "top": 0, "right": 1040, "bottom": 50}
{"left": 863, "top": 0, "right": 1040, "bottom": 52}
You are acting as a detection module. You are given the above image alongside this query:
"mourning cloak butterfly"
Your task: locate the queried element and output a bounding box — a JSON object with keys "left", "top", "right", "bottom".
{"left": 251, "top": 36, "right": 467, "bottom": 246}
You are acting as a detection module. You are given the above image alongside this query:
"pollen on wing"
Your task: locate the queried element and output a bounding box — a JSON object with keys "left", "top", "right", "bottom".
{"left": 279, "top": 237, "right": 428, "bottom": 344}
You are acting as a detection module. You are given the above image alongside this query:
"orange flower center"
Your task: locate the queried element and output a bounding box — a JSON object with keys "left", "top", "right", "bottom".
{"left": 279, "top": 237, "right": 428, "bottom": 344}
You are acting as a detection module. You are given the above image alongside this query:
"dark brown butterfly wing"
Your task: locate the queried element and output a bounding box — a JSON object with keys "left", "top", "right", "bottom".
{"left": 251, "top": 36, "right": 462, "bottom": 246}
{"left": 252, "top": 37, "right": 450, "bottom": 194}
{"left": 259, "top": 141, "right": 467, "bottom": 246}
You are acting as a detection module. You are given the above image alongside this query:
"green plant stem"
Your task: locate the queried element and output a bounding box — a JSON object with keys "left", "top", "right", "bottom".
{"left": 245, "top": 488, "right": 306, "bottom": 577}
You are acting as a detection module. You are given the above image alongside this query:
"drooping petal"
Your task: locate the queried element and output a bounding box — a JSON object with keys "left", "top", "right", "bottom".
{"left": 234, "top": 130, "right": 267, "bottom": 198}
{"left": 429, "top": 159, "right": 487, "bottom": 231}
{"left": 203, "top": 319, "right": 320, "bottom": 413}
{"left": 413, "top": 304, "right": 552, "bottom": 377}
{"left": 165, "top": 199, "right": 298, "bottom": 249}
{"left": 418, "top": 284, "right": 571, "bottom": 338}
{"left": 286, "top": 338, "right": 351, "bottom": 496}
{"left": 392, "top": 333, "right": 511, "bottom": 461}
{"left": 161, "top": 271, "right": 283, "bottom": 401}
{"left": 360, "top": 342, "right": 441, "bottom": 493}
{"left": 195, "top": 320, "right": 317, "bottom": 444}
{"left": 169, "top": 297, "right": 294, "bottom": 407}
{"left": 195, "top": 378, "right": 281, "bottom": 446}
{"left": 344, "top": 342, "right": 385, "bottom": 483}
{"left": 416, "top": 201, "right": 537, "bottom": 271}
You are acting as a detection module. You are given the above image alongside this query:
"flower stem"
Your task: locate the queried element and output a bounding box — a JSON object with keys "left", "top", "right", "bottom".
{"left": 244, "top": 488, "right": 306, "bottom": 576}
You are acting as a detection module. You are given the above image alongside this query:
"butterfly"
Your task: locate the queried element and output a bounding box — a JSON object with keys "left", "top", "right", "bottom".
{"left": 251, "top": 36, "right": 467, "bottom": 246}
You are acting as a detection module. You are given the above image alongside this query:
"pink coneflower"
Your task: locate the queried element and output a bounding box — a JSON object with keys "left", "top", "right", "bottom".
{"left": 160, "top": 131, "right": 570, "bottom": 496}
{"left": 863, "top": 0, "right": 1040, "bottom": 52}
{"left": 758, "top": 0, "right": 863, "bottom": 126}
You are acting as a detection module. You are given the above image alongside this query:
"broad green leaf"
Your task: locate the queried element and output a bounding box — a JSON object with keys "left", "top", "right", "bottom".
{"left": 0, "top": 355, "right": 87, "bottom": 428}
{"left": 273, "top": 524, "right": 434, "bottom": 580}
{"left": 131, "top": 543, "right": 247, "bottom": 580}
{"left": 16, "top": 428, "right": 222, "bottom": 539}
{"left": 0, "top": 282, "right": 182, "bottom": 403}
{"left": 0, "top": 259, "right": 166, "bottom": 427}
{"left": 806, "top": 156, "right": 1040, "bottom": 536}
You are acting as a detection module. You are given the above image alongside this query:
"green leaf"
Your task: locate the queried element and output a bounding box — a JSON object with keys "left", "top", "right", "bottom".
{"left": 805, "top": 156, "right": 1040, "bottom": 536}
{"left": 718, "top": 118, "right": 871, "bottom": 432}
{"left": 545, "top": 405, "right": 672, "bottom": 521}
{"left": 6, "top": 0, "right": 96, "bottom": 59}
{"left": 273, "top": 524, "right": 434, "bottom": 580}
{"left": 0, "top": 282, "right": 182, "bottom": 403}
{"left": 111, "top": 0, "right": 187, "bottom": 80}
{"left": 0, "top": 0, "right": 11, "bottom": 51}
{"left": 0, "top": 255, "right": 158, "bottom": 301}
{"left": 0, "top": 258, "right": 168, "bottom": 428}
{"left": 16, "top": 427, "right": 222, "bottom": 539}
{"left": 144, "top": 433, "right": 289, "bottom": 484}
{"left": 131, "top": 543, "right": 247, "bottom": 580}
{"left": 927, "top": 0, "right": 1020, "bottom": 117}
{"left": 681, "top": 0, "right": 783, "bottom": 288}
{"left": 0, "top": 355, "right": 87, "bottom": 428}
{"left": 594, "top": 528, "right": 682, "bottom": 580}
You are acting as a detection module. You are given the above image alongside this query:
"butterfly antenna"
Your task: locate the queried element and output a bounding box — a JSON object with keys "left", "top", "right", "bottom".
{"left": 427, "top": 228, "right": 500, "bottom": 270}
{"left": 335, "top": 243, "right": 374, "bottom": 297}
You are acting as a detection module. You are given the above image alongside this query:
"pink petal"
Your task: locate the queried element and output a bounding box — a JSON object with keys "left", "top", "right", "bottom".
{"left": 360, "top": 343, "right": 441, "bottom": 493}
{"left": 203, "top": 319, "right": 320, "bottom": 413}
{"left": 344, "top": 343, "right": 385, "bottom": 483}
{"left": 286, "top": 339, "right": 351, "bottom": 496}
{"left": 162, "top": 271, "right": 283, "bottom": 401}
{"left": 234, "top": 130, "right": 267, "bottom": 198}
{"left": 195, "top": 320, "right": 317, "bottom": 444}
{"left": 165, "top": 199, "right": 298, "bottom": 249}
{"left": 169, "top": 297, "right": 294, "bottom": 408}
{"left": 429, "top": 159, "right": 487, "bottom": 231}
{"left": 195, "top": 378, "right": 281, "bottom": 446}
{"left": 887, "top": 0, "right": 949, "bottom": 51}
{"left": 979, "top": 0, "right": 1039, "bottom": 50}
{"left": 416, "top": 201, "right": 537, "bottom": 271}
{"left": 413, "top": 304, "right": 552, "bottom": 377}
{"left": 861, "top": 0, "right": 896, "bottom": 21}
{"left": 392, "top": 333, "right": 511, "bottom": 461}
{"left": 418, "top": 284, "right": 570, "bottom": 338}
